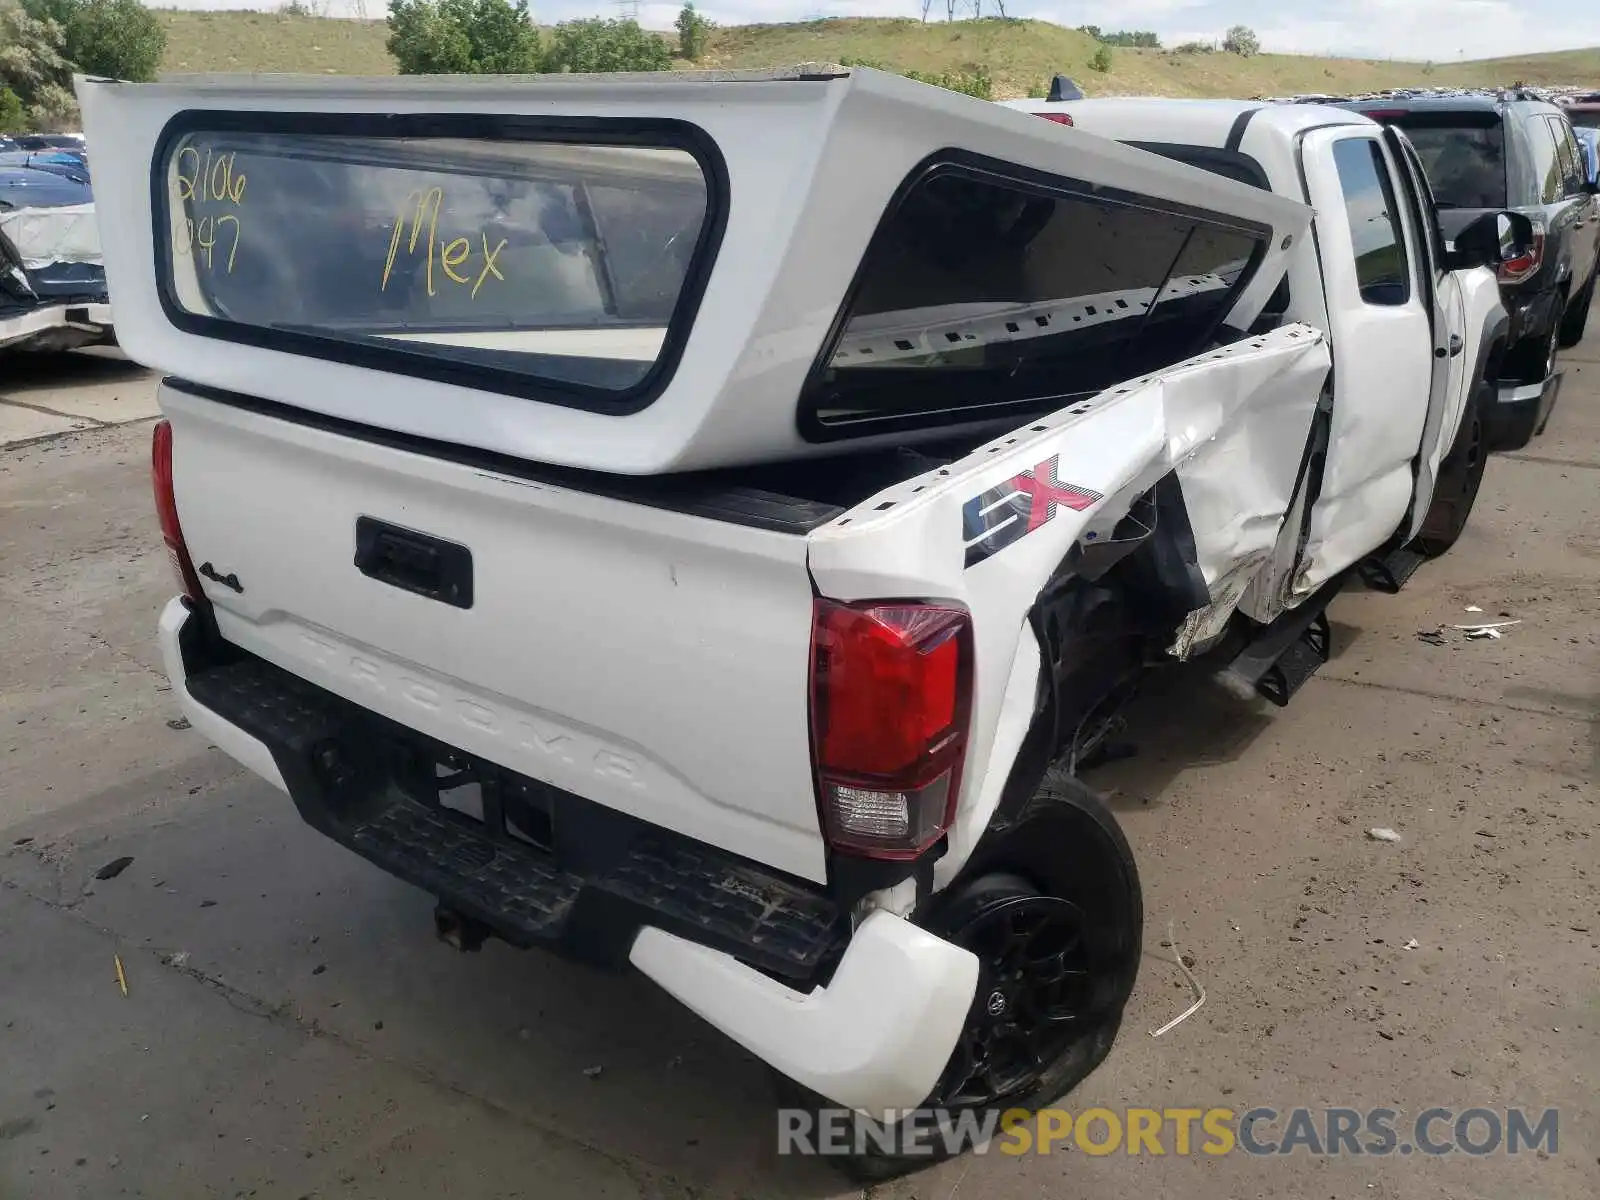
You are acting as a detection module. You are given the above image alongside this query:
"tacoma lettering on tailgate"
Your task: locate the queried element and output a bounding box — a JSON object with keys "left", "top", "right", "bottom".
{"left": 962, "top": 454, "right": 1103, "bottom": 569}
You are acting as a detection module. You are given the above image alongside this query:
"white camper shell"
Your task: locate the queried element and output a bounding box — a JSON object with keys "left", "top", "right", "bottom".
{"left": 79, "top": 69, "right": 1515, "bottom": 1173}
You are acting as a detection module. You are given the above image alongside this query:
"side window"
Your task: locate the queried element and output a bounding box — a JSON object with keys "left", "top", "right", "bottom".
{"left": 1528, "top": 116, "right": 1564, "bottom": 204}
{"left": 803, "top": 164, "right": 1269, "bottom": 437}
{"left": 1331, "top": 138, "right": 1411, "bottom": 307}
{"left": 1556, "top": 120, "right": 1587, "bottom": 196}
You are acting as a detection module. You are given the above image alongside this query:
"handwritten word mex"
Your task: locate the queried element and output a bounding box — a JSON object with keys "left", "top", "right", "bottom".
{"left": 382, "top": 188, "right": 507, "bottom": 300}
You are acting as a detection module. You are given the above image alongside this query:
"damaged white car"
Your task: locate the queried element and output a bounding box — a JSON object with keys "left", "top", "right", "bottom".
{"left": 0, "top": 162, "right": 114, "bottom": 354}
{"left": 79, "top": 66, "right": 1528, "bottom": 1176}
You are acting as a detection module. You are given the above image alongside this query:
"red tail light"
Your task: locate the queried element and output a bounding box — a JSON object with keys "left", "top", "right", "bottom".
{"left": 1496, "top": 222, "right": 1545, "bottom": 285}
{"left": 809, "top": 599, "right": 973, "bottom": 859}
{"left": 151, "top": 419, "right": 204, "bottom": 603}
{"left": 1036, "top": 112, "right": 1075, "bottom": 126}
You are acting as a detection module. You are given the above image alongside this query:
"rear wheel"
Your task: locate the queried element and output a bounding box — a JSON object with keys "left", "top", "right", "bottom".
{"left": 784, "top": 775, "right": 1142, "bottom": 1182}
{"left": 1413, "top": 381, "right": 1490, "bottom": 557}
{"left": 1559, "top": 272, "right": 1594, "bottom": 348}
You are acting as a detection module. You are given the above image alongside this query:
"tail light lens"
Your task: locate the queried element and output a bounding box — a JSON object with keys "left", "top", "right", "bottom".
{"left": 809, "top": 599, "right": 973, "bottom": 859}
{"left": 151, "top": 419, "right": 204, "bottom": 603}
{"left": 1497, "top": 220, "right": 1545, "bottom": 284}
{"left": 1036, "top": 112, "right": 1075, "bottom": 126}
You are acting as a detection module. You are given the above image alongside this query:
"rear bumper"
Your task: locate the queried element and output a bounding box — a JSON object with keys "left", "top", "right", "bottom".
{"left": 1488, "top": 372, "right": 1563, "bottom": 453}
{"left": 157, "top": 596, "right": 977, "bottom": 1114}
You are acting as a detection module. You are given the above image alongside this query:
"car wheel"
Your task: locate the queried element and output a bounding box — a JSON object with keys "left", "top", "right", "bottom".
{"left": 1558, "top": 272, "right": 1594, "bottom": 348}
{"left": 1414, "top": 381, "right": 1490, "bottom": 557}
{"left": 784, "top": 775, "right": 1142, "bottom": 1182}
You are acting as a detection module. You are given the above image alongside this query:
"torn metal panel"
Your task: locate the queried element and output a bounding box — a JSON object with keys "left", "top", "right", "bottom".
{"left": 0, "top": 202, "right": 102, "bottom": 271}
{"left": 807, "top": 323, "right": 1333, "bottom": 824}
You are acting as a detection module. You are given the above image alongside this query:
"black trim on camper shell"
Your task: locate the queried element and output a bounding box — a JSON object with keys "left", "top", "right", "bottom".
{"left": 148, "top": 109, "right": 731, "bottom": 418}
{"left": 796, "top": 148, "right": 1276, "bottom": 444}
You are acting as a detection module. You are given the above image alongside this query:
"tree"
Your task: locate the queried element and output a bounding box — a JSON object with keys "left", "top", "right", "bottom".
{"left": 55, "top": 0, "right": 165, "bottom": 82}
{"left": 0, "top": 0, "right": 75, "bottom": 128}
{"left": 675, "top": 3, "right": 712, "bottom": 62}
{"left": 1089, "top": 45, "right": 1113, "bottom": 73}
{"left": 543, "top": 18, "right": 671, "bottom": 73}
{"left": 0, "top": 86, "right": 26, "bottom": 133}
{"left": 386, "top": 0, "right": 541, "bottom": 76}
{"left": 1223, "top": 24, "right": 1260, "bottom": 57}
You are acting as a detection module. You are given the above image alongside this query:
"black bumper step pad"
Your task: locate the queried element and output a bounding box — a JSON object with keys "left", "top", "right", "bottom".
{"left": 185, "top": 654, "right": 844, "bottom": 979}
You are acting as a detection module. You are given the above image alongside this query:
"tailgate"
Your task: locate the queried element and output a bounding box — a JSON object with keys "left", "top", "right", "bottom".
{"left": 163, "top": 384, "right": 828, "bottom": 881}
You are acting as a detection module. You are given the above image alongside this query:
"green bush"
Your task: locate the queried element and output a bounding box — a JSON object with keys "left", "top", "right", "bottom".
{"left": 0, "top": 85, "right": 26, "bottom": 133}
{"left": 1089, "top": 46, "right": 1113, "bottom": 73}
{"left": 542, "top": 18, "right": 671, "bottom": 73}
{"left": 387, "top": 0, "right": 541, "bottom": 75}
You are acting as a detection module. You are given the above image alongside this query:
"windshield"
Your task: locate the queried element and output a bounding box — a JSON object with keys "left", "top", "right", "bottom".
{"left": 158, "top": 128, "right": 712, "bottom": 396}
{"left": 1390, "top": 117, "right": 1507, "bottom": 209}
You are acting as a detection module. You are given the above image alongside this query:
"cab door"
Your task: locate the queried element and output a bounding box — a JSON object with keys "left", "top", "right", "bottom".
{"left": 1384, "top": 124, "right": 1473, "bottom": 537}
{"left": 1296, "top": 128, "right": 1434, "bottom": 590}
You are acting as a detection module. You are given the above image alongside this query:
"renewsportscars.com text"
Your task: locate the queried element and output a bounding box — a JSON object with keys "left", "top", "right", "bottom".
{"left": 777, "top": 1105, "right": 1560, "bottom": 1158}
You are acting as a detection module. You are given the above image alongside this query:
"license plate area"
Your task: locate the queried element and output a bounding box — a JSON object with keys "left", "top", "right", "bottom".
{"left": 391, "top": 741, "right": 556, "bottom": 854}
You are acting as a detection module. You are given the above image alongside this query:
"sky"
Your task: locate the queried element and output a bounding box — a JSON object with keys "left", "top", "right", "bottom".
{"left": 150, "top": 0, "right": 1600, "bottom": 64}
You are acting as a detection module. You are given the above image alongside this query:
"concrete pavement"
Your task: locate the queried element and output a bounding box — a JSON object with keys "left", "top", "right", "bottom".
{"left": 2, "top": 339, "right": 1596, "bottom": 1199}
{"left": 0, "top": 350, "right": 161, "bottom": 448}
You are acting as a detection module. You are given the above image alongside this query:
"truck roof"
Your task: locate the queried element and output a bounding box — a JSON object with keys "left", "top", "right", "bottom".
{"left": 1007, "top": 97, "right": 1378, "bottom": 151}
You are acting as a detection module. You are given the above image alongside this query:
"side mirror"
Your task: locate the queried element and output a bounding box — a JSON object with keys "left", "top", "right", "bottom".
{"left": 1448, "top": 210, "right": 1535, "bottom": 271}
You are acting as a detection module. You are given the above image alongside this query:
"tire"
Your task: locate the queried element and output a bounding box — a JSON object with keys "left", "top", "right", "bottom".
{"left": 1558, "top": 272, "right": 1594, "bottom": 349}
{"left": 779, "top": 775, "right": 1143, "bottom": 1183}
{"left": 1413, "top": 381, "right": 1490, "bottom": 557}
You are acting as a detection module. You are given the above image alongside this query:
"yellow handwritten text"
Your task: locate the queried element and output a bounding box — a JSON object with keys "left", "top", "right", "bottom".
{"left": 382, "top": 188, "right": 508, "bottom": 300}
{"left": 174, "top": 144, "right": 247, "bottom": 275}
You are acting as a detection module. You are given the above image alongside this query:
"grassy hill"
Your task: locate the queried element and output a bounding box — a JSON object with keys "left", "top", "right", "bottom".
{"left": 155, "top": 12, "right": 1600, "bottom": 101}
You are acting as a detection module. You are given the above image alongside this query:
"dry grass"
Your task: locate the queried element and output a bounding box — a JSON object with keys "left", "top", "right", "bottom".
{"left": 154, "top": 12, "right": 1599, "bottom": 100}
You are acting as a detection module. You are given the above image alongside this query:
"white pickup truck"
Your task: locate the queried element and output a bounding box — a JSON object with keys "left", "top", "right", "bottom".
{"left": 79, "top": 68, "right": 1529, "bottom": 1175}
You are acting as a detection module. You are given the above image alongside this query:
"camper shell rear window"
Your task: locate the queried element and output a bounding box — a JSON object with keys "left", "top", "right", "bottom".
{"left": 800, "top": 153, "right": 1271, "bottom": 441}
{"left": 153, "top": 113, "right": 725, "bottom": 412}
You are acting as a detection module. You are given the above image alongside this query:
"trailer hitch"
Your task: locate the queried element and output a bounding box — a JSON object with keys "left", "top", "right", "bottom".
{"left": 433, "top": 904, "right": 493, "bottom": 952}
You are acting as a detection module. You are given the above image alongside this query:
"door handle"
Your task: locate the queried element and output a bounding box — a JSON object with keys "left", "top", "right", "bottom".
{"left": 354, "top": 516, "right": 474, "bottom": 609}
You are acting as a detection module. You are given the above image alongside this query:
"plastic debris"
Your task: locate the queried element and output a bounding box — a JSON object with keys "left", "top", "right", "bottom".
{"left": 1150, "top": 921, "right": 1206, "bottom": 1038}
{"left": 1452, "top": 619, "right": 1520, "bottom": 634}
{"left": 582, "top": 1065, "right": 604, "bottom": 1079}
{"left": 1366, "top": 827, "right": 1403, "bottom": 843}
{"left": 1415, "top": 627, "right": 1447, "bottom": 646}
{"left": 1403, "top": 938, "right": 1419, "bottom": 950}
{"left": 1462, "top": 627, "right": 1502, "bottom": 640}
{"left": 114, "top": 954, "right": 128, "bottom": 997}
{"left": 1464, "top": 605, "right": 1483, "bottom": 613}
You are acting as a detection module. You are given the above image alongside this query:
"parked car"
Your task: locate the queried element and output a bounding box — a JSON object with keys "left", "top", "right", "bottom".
{"left": 1560, "top": 92, "right": 1600, "bottom": 129}
{"left": 1576, "top": 125, "right": 1600, "bottom": 185}
{"left": 12, "top": 132, "right": 86, "bottom": 151}
{"left": 0, "top": 163, "right": 113, "bottom": 354}
{"left": 1340, "top": 93, "right": 1600, "bottom": 449}
{"left": 79, "top": 67, "right": 1527, "bottom": 1178}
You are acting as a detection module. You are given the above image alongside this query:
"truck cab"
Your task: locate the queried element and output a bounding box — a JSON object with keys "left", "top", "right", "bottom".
{"left": 1012, "top": 98, "right": 1515, "bottom": 582}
